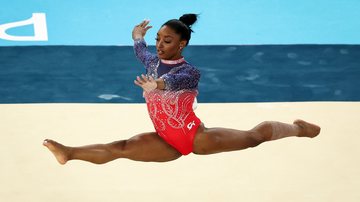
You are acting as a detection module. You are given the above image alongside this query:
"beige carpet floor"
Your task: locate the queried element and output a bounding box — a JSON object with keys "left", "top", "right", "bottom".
{"left": 1, "top": 102, "right": 359, "bottom": 202}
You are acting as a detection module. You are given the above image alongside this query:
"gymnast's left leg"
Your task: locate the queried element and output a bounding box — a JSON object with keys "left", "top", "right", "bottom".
{"left": 192, "top": 119, "right": 320, "bottom": 155}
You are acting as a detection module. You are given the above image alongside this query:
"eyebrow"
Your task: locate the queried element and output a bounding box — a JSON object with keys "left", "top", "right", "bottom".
{"left": 156, "top": 34, "right": 173, "bottom": 39}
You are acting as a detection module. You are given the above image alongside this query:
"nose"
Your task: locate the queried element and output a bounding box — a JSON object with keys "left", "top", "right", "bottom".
{"left": 157, "top": 40, "right": 164, "bottom": 49}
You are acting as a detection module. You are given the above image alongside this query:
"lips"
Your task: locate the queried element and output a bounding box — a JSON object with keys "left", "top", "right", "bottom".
{"left": 157, "top": 50, "right": 164, "bottom": 55}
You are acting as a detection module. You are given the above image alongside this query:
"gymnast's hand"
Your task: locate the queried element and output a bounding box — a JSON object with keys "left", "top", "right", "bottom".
{"left": 132, "top": 20, "right": 152, "bottom": 40}
{"left": 134, "top": 74, "right": 157, "bottom": 92}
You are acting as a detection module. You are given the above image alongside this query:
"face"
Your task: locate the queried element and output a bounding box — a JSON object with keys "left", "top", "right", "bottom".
{"left": 156, "top": 25, "right": 187, "bottom": 60}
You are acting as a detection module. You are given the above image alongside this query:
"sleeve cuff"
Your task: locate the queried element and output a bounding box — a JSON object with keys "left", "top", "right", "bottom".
{"left": 161, "top": 75, "right": 170, "bottom": 90}
{"left": 134, "top": 38, "right": 145, "bottom": 43}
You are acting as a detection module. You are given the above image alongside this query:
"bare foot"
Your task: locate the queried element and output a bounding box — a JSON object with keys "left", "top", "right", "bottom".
{"left": 43, "top": 139, "right": 70, "bottom": 165}
{"left": 293, "top": 119, "right": 321, "bottom": 138}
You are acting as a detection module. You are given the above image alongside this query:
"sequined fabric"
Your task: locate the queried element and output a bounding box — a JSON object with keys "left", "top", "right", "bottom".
{"left": 144, "top": 89, "right": 201, "bottom": 155}
{"left": 134, "top": 39, "right": 200, "bottom": 91}
{"left": 144, "top": 89, "right": 198, "bottom": 132}
{"left": 133, "top": 38, "right": 202, "bottom": 154}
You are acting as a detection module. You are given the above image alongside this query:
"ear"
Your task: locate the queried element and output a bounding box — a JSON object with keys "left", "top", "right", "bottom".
{"left": 180, "top": 40, "right": 187, "bottom": 48}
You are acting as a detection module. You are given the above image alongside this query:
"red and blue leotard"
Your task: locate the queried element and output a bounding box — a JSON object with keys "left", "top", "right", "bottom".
{"left": 134, "top": 39, "right": 201, "bottom": 155}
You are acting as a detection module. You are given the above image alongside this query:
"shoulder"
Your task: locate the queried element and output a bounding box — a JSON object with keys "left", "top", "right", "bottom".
{"left": 168, "top": 62, "right": 201, "bottom": 80}
{"left": 182, "top": 62, "right": 201, "bottom": 74}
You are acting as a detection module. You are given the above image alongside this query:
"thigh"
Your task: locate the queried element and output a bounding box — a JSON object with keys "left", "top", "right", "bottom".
{"left": 119, "top": 132, "right": 182, "bottom": 162}
{"left": 193, "top": 124, "right": 263, "bottom": 155}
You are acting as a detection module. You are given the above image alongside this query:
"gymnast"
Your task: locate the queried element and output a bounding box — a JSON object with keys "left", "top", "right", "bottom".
{"left": 43, "top": 14, "right": 320, "bottom": 164}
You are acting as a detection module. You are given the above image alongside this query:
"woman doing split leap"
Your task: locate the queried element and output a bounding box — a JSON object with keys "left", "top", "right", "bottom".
{"left": 43, "top": 14, "right": 320, "bottom": 164}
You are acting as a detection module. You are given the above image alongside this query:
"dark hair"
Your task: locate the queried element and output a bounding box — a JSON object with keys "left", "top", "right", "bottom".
{"left": 162, "top": 14, "right": 198, "bottom": 45}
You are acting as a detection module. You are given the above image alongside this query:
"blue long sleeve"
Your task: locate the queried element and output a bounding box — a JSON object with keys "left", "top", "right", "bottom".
{"left": 162, "top": 67, "right": 200, "bottom": 91}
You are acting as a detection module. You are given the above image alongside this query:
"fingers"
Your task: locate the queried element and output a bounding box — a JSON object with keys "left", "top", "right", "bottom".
{"left": 142, "top": 20, "right": 149, "bottom": 27}
{"left": 148, "top": 75, "right": 155, "bottom": 82}
{"left": 138, "top": 20, "right": 146, "bottom": 27}
{"left": 144, "top": 26, "right": 153, "bottom": 31}
{"left": 140, "top": 22, "right": 152, "bottom": 31}
{"left": 134, "top": 76, "right": 142, "bottom": 87}
{"left": 137, "top": 20, "right": 150, "bottom": 28}
{"left": 133, "top": 20, "right": 152, "bottom": 40}
{"left": 134, "top": 74, "right": 157, "bottom": 92}
{"left": 135, "top": 75, "right": 144, "bottom": 84}
{"left": 134, "top": 74, "right": 150, "bottom": 85}
{"left": 134, "top": 74, "right": 156, "bottom": 84}
{"left": 134, "top": 79, "right": 141, "bottom": 87}
{"left": 144, "top": 75, "right": 155, "bottom": 83}
{"left": 142, "top": 20, "right": 150, "bottom": 27}
{"left": 141, "top": 74, "right": 148, "bottom": 81}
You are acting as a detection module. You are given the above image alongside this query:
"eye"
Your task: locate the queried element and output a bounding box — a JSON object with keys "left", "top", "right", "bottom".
{"left": 155, "top": 37, "right": 159, "bottom": 41}
{"left": 164, "top": 40, "right": 171, "bottom": 44}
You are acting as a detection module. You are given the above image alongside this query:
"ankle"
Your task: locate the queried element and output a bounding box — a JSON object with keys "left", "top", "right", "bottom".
{"left": 293, "top": 123, "right": 303, "bottom": 137}
{"left": 270, "top": 121, "right": 299, "bottom": 140}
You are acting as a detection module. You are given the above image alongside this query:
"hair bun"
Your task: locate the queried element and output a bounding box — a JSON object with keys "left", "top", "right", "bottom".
{"left": 179, "top": 14, "right": 198, "bottom": 28}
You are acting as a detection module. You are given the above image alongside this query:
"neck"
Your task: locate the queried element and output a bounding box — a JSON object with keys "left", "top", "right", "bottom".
{"left": 165, "top": 53, "right": 182, "bottom": 60}
{"left": 161, "top": 57, "right": 185, "bottom": 65}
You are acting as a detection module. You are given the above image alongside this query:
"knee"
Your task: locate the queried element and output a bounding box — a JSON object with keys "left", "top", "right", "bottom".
{"left": 251, "top": 121, "right": 273, "bottom": 141}
{"left": 107, "top": 140, "right": 129, "bottom": 157}
{"left": 254, "top": 121, "right": 273, "bottom": 132}
{"left": 245, "top": 130, "right": 266, "bottom": 148}
{"left": 108, "top": 135, "right": 149, "bottom": 158}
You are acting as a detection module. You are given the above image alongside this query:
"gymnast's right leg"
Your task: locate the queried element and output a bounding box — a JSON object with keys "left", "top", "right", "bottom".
{"left": 43, "top": 132, "right": 182, "bottom": 165}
